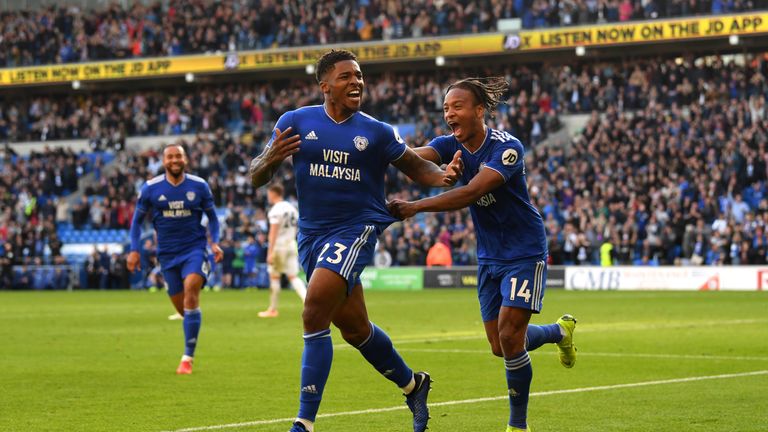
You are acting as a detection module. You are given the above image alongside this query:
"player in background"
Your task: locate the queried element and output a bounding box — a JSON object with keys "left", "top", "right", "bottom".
{"left": 388, "top": 77, "right": 577, "bottom": 432}
{"left": 249, "top": 49, "right": 462, "bottom": 432}
{"left": 127, "top": 143, "right": 224, "bottom": 375}
{"left": 258, "top": 183, "right": 307, "bottom": 317}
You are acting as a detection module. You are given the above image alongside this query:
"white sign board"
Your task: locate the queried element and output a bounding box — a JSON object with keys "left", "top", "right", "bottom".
{"left": 565, "top": 266, "right": 768, "bottom": 291}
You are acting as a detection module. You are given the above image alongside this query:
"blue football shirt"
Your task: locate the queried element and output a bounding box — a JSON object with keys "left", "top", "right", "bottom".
{"left": 268, "top": 105, "right": 407, "bottom": 232}
{"left": 428, "top": 128, "right": 547, "bottom": 264}
{"left": 135, "top": 174, "right": 217, "bottom": 257}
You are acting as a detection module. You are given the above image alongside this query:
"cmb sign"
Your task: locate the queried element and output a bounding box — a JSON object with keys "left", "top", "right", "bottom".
{"left": 565, "top": 266, "right": 768, "bottom": 291}
{"left": 566, "top": 268, "right": 621, "bottom": 290}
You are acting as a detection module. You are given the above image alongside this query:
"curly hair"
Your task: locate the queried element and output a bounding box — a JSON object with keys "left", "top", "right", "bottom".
{"left": 315, "top": 49, "right": 358, "bottom": 83}
{"left": 446, "top": 77, "right": 509, "bottom": 115}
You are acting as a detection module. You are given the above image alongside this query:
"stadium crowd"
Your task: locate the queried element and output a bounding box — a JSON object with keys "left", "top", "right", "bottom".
{"left": 3, "top": 0, "right": 766, "bottom": 68}
{"left": 3, "top": 53, "right": 768, "bottom": 288}
{"left": 0, "top": 146, "right": 109, "bottom": 288}
{"left": 0, "top": 67, "right": 559, "bottom": 147}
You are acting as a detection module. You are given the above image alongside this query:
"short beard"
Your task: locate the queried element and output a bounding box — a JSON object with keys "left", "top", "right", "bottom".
{"left": 166, "top": 166, "right": 184, "bottom": 180}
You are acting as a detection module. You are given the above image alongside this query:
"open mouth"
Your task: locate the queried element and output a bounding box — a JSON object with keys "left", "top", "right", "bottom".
{"left": 448, "top": 121, "right": 461, "bottom": 136}
{"left": 347, "top": 89, "right": 362, "bottom": 102}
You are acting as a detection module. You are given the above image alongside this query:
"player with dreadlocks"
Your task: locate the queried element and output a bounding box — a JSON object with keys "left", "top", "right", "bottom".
{"left": 389, "top": 77, "right": 578, "bottom": 432}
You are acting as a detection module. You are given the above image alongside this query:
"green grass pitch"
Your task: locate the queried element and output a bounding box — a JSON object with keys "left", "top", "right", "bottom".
{"left": 1, "top": 289, "right": 767, "bottom": 431}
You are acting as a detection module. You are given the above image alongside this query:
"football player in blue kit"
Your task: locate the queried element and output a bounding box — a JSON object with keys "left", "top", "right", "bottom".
{"left": 249, "top": 49, "right": 462, "bottom": 432}
{"left": 127, "top": 143, "right": 223, "bottom": 375}
{"left": 388, "top": 77, "right": 578, "bottom": 432}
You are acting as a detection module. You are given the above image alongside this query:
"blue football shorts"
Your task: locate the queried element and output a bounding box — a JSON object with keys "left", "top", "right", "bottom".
{"left": 477, "top": 257, "right": 547, "bottom": 322}
{"left": 298, "top": 224, "right": 381, "bottom": 294}
{"left": 159, "top": 248, "right": 210, "bottom": 296}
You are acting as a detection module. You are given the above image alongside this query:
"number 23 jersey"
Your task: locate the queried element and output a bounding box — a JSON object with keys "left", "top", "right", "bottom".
{"left": 268, "top": 105, "right": 407, "bottom": 233}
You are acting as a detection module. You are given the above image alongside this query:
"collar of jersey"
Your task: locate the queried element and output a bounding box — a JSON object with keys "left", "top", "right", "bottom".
{"left": 165, "top": 173, "right": 187, "bottom": 187}
{"left": 323, "top": 106, "right": 356, "bottom": 124}
{"left": 459, "top": 127, "right": 490, "bottom": 155}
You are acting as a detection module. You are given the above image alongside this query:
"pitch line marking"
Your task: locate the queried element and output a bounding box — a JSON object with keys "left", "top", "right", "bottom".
{"left": 164, "top": 370, "right": 768, "bottom": 432}
{"left": 396, "top": 348, "right": 768, "bottom": 362}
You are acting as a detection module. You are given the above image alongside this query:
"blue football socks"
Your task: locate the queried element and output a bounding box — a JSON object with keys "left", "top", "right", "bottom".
{"left": 525, "top": 323, "right": 563, "bottom": 351}
{"left": 356, "top": 322, "right": 413, "bottom": 388}
{"left": 182, "top": 308, "right": 202, "bottom": 357}
{"left": 505, "top": 350, "right": 532, "bottom": 430}
{"left": 297, "top": 329, "right": 333, "bottom": 422}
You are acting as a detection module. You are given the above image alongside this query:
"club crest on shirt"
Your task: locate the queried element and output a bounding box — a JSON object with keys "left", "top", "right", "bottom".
{"left": 186, "top": 191, "right": 196, "bottom": 201}
{"left": 354, "top": 136, "right": 369, "bottom": 151}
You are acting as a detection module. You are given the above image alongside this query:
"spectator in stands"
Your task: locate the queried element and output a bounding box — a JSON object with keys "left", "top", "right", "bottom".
{"left": 374, "top": 243, "right": 393, "bottom": 268}
{"left": 242, "top": 234, "right": 261, "bottom": 288}
{"left": 139, "top": 239, "right": 157, "bottom": 289}
{"left": 85, "top": 246, "right": 101, "bottom": 289}
{"left": 0, "top": 242, "right": 14, "bottom": 288}
{"left": 426, "top": 239, "right": 452, "bottom": 267}
{"left": 13, "top": 266, "right": 33, "bottom": 289}
{"left": 109, "top": 252, "right": 129, "bottom": 289}
{"left": 220, "top": 238, "right": 235, "bottom": 289}
{"left": 232, "top": 243, "right": 245, "bottom": 288}
{"left": 72, "top": 197, "right": 91, "bottom": 229}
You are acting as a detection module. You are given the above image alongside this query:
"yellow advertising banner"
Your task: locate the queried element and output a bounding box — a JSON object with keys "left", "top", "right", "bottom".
{"left": 508, "top": 12, "right": 768, "bottom": 51}
{"left": 2, "top": 13, "right": 765, "bottom": 87}
{"left": 0, "top": 56, "right": 220, "bottom": 86}
{"left": 0, "top": 34, "right": 503, "bottom": 86}
{"left": 234, "top": 34, "right": 501, "bottom": 70}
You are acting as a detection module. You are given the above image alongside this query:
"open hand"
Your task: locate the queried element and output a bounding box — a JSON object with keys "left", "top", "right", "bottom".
{"left": 443, "top": 150, "right": 464, "bottom": 186}
{"left": 249, "top": 127, "right": 301, "bottom": 172}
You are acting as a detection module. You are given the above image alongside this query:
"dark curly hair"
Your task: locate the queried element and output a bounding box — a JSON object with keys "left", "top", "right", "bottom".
{"left": 446, "top": 77, "right": 509, "bottom": 116}
{"left": 315, "top": 49, "right": 358, "bottom": 83}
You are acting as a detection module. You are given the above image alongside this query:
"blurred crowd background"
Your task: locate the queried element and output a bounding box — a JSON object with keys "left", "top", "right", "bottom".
{"left": 2, "top": 0, "right": 767, "bottom": 289}
{"left": 4, "top": 0, "right": 764, "bottom": 68}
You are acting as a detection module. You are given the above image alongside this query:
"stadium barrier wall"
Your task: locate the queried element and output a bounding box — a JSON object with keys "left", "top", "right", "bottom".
{"left": 360, "top": 267, "right": 424, "bottom": 291}
{"left": 565, "top": 266, "right": 768, "bottom": 291}
{"left": 6, "top": 265, "right": 767, "bottom": 291}
{"left": 6, "top": 264, "right": 77, "bottom": 290}
{"left": 421, "top": 266, "right": 565, "bottom": 290}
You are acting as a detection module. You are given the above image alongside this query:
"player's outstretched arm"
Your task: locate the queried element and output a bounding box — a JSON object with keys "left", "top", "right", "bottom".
{"left": 388, "top": 168, "right": 504, "bottom": 219}
{"left": 392, "top": 147, "right": 463, "bottom": 187}
{"left": 249, "top": 127, "right": 301, "bottom": 188}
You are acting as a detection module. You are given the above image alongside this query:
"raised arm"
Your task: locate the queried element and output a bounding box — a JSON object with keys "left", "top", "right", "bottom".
{"left": 391, "top": 147, "right": 463, "bottom": 187}
{"left": 249, "top": 127, "right": 301, "bottom": 188}
{"left": 388, "top": 168, "right": 505, "bottom": 219}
